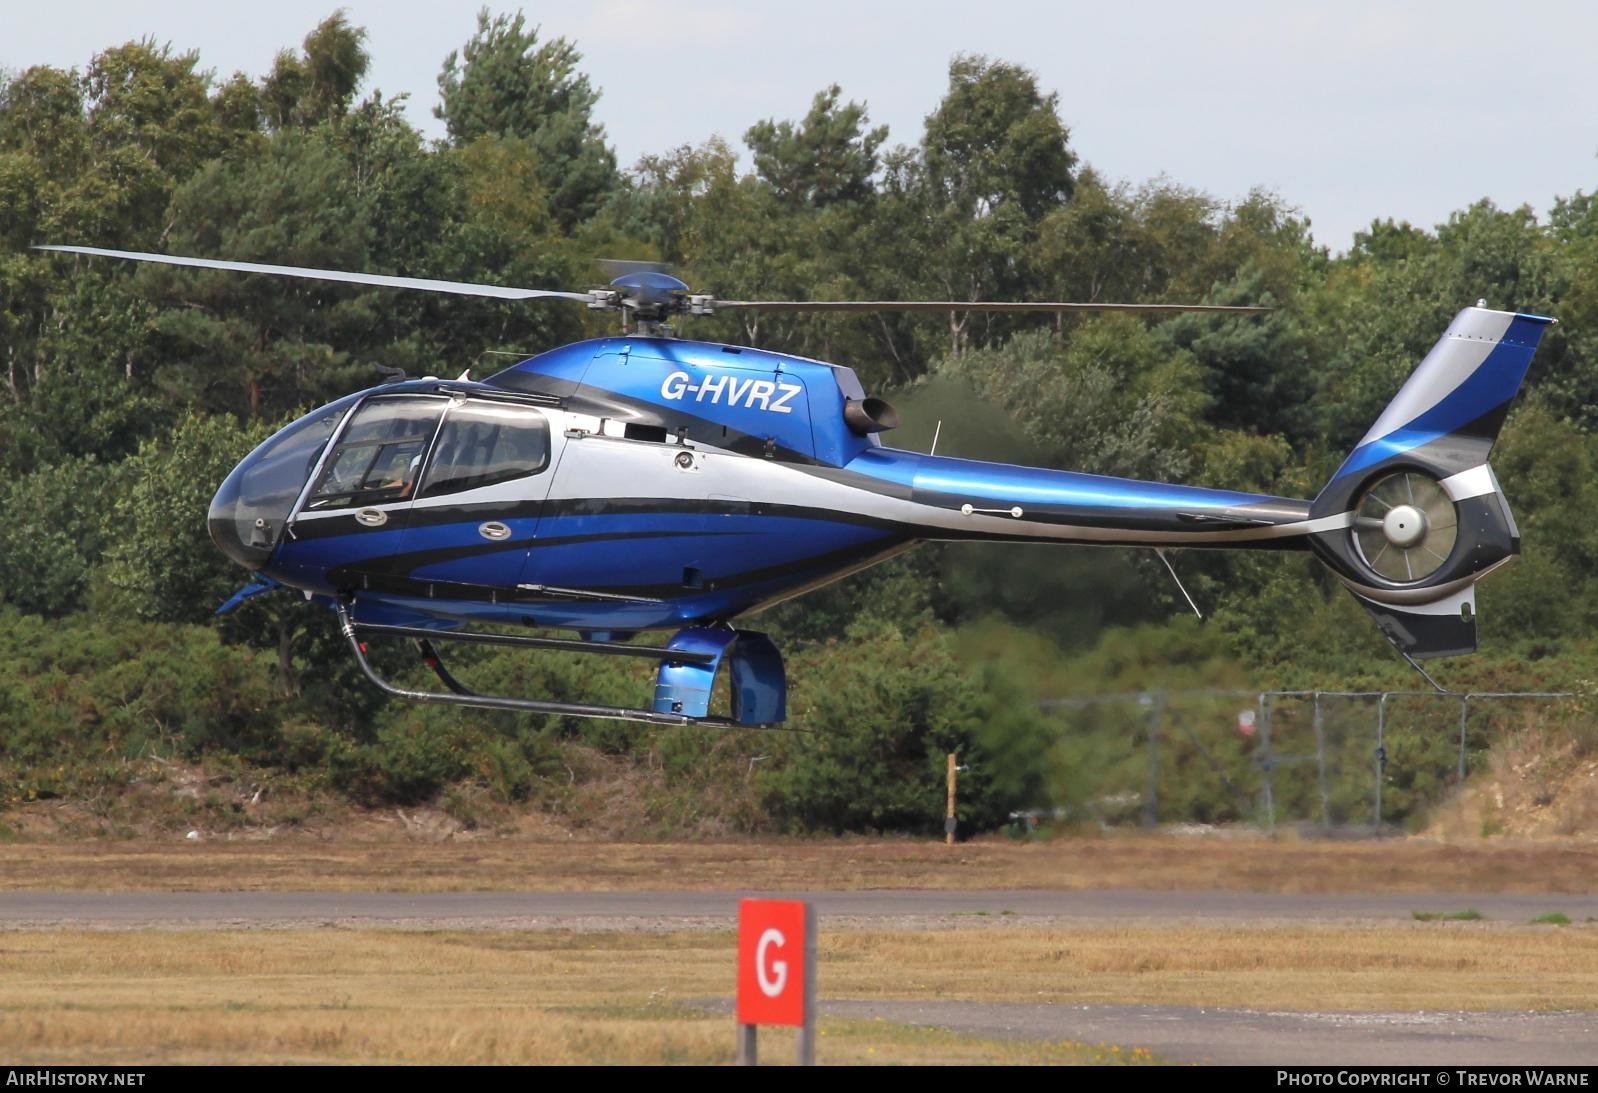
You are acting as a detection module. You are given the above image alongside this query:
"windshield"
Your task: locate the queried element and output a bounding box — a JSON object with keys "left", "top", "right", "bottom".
{"left": 307, "top": 396, "right": 445, "bottom": 508}
{"left": 208, "top": 393, "right": 361, "bottom": 569}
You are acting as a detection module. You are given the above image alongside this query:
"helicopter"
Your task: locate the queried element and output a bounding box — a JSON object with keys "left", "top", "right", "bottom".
{"left": 36, "top": 244, "right": 1555, "bottom": 728}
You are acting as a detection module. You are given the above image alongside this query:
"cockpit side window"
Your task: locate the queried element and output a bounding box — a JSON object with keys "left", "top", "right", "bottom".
{"left": 419, "top": 401, "right": 550, "bottom": 498}
{"left": 308, "top": 396, "right": 444, "bottom": 508}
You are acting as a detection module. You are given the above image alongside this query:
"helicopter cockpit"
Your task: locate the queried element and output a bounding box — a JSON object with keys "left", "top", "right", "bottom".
{"left": 208, "top": 387, "right": 555, "bottom": 574}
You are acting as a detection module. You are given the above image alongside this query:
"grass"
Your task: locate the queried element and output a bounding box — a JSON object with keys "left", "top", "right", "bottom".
{"left": 0, "top": 922, "right": 1593, "bottom": 1064}
{"left": 1412, "top": 909, "right": 1485, "bottom": 921}
{"left": 1, "top": 834, "right": 1596, "bottom": 893}
{"left": 1532, "top": 913, "right": 1572, "bottom": 926}
{"left": 0, "top": 928, "right": 1155, "bottom": 1065}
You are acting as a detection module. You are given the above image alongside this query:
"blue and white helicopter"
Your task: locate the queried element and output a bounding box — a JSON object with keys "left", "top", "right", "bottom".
{"left": 38, "top": 245, "right": 1555, "bottom": 727}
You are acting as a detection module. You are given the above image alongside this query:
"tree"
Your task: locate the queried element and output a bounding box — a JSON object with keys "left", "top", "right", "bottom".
{"left": 299, "top": 13, "right": 370, "bottom": 124}
{"left": 1155, "top": 266, "right": 1314, "bottom": 439}
{"left": 0, "top": 455, "right": 131, "bottom": 616}
{"left": 96, "top": 413, "right": 275, "bottom": 624}
{"left": 937, "top": 321, "right": 1206, "bottom": 481}
{"left": 436, "top": 9, "right": 618, "bottom": 229}
{"left": 900, "top": 55, "right": 1079, "bottom": 355}
{"left": 0, "top": 65, "right": 88, "bottom": 177}
{"left": 1035, "top": 169, "right": 1144, "bottom": 304}
{"left": 426, "top": 131, "right": 588, "bottom": 363}
{"left": 745, "top": 85, "right": 886, "bottom": 209}
{"left": 79, "top": 40, "right": 225, "bottom": 245}
{"left": 260, "top": 12, "right": 371, "bottom": 132}
{"left": 142, "top": 129, "right": 377, "bottom": 417}
{"left": 921, "top": 55, "right": 1076, "bottom": 223}
{"left": 761, "top": 621, "right": 1012, "bottom": 833}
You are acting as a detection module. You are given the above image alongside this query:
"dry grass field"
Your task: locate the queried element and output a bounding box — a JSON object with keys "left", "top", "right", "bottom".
{"left": 2, "top": 833, "right": 1596, "bottom": 893}
{"left": 3, "top": 833, "right": 1594, "bottom": 1064}
{"left": 0, "top": 923, "right": 1592, "bottom": 1065}
{"left": 0, "top": 929, "right": 1140, "bottom": 1065}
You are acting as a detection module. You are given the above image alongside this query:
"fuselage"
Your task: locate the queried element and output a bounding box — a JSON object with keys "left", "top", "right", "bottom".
{"left": 210, "top": 336, "right": 1322, "bottom": 633}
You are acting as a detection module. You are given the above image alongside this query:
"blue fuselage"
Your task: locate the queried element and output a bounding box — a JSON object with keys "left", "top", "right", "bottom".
{"left": 210, "top": 337, "right": 1315, "bottom": 633}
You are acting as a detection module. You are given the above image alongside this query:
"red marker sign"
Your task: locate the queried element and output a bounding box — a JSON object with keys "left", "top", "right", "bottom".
{"left": 736, "top": 898, "right": 816, "bottom": 1064}
{"left": 737, "top": 899, "right": 809, "bottom": 1025}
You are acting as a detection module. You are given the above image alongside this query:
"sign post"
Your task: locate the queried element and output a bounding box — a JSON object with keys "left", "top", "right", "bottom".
{"left": 946, "top": 752, "right": 957, "bottom": 844}
{"left": 736, "top": 898, "right": 816, "bottom": 1065}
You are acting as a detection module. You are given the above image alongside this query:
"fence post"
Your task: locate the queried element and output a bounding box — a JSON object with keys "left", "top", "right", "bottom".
{"left": 1313, "top": 692, "right": 1330, "bottom": 829}
{"left": 1374, "top": 693, "right": 1388, "bottom": 829}
{"left": 1259, "top": 692, "right": 1276, "bottom": 834}
{"left": 1142, "top": 691, "right": 1163, "bottom": 828}
{"left": 1457, "top": 696, "right": 1470, "bottom": 784}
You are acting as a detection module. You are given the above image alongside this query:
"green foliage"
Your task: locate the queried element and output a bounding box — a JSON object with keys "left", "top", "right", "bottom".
{"left": 436, "top": 8, "right": 618, "bottom": 229}
{"left": 939, "top": 320, "right": 1206, "bottom": 480}
{"left": 746, "top": 85, "right": 887, "bottom": 209}
{"left": 284, "top": 13, "right": 370, "bottom": 128}
{"left": 150, "top": 130, "right": 378, "bottom": 417}
{"left": 0, "top": 454, "right": 132, "bottom": 615}
{"left": 920, "top": 55, "right": 1076, "bottom": 223}
{"left": 97, "top": 413, "right": 275, "bottom": 622}
{"left": 761, "top": 622, "right": 1020, "bottom": 834}
{"left": 893, "top": 55, "right": 1078, "bottom": 358}
{"left": 1412, "top": 909, "right": 1484, "bottom": 922}
{"left": 0, "top": 610, "right": 280, "bottom": 779}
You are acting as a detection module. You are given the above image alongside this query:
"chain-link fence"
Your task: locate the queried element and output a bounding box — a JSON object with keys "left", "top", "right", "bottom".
{"left": 1035, "top": 690, "right": 1573, "bottom": 832}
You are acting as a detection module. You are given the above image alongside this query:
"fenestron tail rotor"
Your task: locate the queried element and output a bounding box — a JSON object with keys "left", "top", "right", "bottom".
{"left": 1352, "top": 471, "right": 1459, "bottom": 583}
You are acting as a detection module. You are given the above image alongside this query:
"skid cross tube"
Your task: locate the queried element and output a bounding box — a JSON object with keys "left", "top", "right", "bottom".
{"left": 335, "top": 603, "right": 762, "bottom": 728}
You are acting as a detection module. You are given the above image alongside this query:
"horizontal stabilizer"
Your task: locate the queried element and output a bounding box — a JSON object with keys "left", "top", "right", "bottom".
{"left": 1353, "top": 587, "right": 1477, "bottom": 660}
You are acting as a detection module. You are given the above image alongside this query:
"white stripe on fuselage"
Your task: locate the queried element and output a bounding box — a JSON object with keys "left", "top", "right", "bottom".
{"left": 546, "top": 411, "right": 1322, "bottom": 546}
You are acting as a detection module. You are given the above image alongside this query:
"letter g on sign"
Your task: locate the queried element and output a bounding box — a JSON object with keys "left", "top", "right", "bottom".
{"left": 755, "top": 927, "right": 787, "bottom": 997}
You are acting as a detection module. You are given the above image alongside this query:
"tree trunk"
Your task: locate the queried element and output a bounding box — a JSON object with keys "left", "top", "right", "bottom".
{"left": 948, "top": 309, "right": 969, "bottom": 358}
{"left": 276, "top": 619, "right": 298, "bottom": 697}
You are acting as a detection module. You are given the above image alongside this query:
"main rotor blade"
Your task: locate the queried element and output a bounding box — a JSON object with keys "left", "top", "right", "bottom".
{"left": 708, "top": 299, "right": 1271, "bottom": 315}
{"left": 34, "top": 245, "right": 596, "bottom": 303}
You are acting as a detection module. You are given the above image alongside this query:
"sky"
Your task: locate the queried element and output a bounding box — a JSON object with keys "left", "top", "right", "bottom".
{"left": 5, "top": 1, "right": 1598, "bottom": 254}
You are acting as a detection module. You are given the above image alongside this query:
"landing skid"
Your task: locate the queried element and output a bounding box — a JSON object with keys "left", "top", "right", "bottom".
{"left": 335, "top": 602, "right": 788, "bottom": 728}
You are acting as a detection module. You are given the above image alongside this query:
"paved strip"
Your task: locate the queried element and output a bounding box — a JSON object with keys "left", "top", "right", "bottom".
{"left": 815, "top": 1000, "right": 1598, "bottom": 1066}
{"left": 0, "top": 889, "right": 1593, "bottom": 929}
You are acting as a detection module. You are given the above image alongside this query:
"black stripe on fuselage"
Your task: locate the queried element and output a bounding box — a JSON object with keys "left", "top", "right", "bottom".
{"left": 330, "top": 528, "right": 912, "bottom": 607}
{"left": 288, "top": 499, "right": 547, "bottom": 541}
